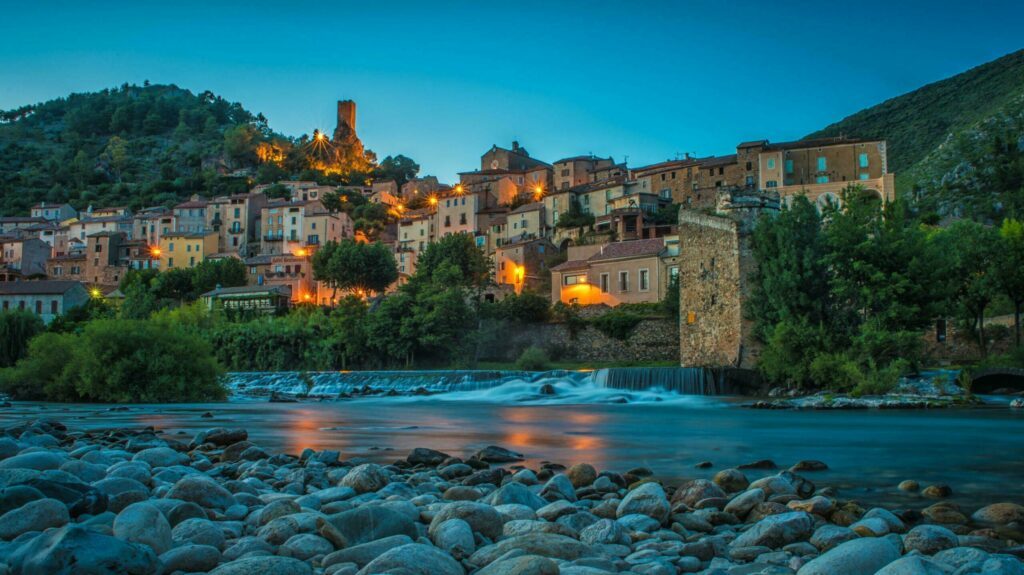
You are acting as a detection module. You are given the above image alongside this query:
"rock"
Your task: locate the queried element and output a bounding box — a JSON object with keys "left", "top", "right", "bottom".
{"left": 132, "top": 447, "right": 187, "bottom": 468}
{"left": 166, "top": 474, "right": 235, "bottom": 509}
{"left": 222, "top": 536, "right": 275, "bottom": 562}
{"left": 851, "top": 517, "right": 891, "bottom": 537}
{"left": 567, "top": 463, "right": 598, "bottom": 488}
{"left": 536, "top": 500, "right": 577, "bottom": 521}
{"left": 469, "top": 533, "right": 589, "bottom": 566}
{"left": 113, "top": 501, "right": 172, "bottom": 554}
{"left": 20, "top": 478, "right": 107, "bottom": 517}
{"left": 210, "top": 556, "right": 313, "bottom": 575}
{"left": 923, "top": 502, "right": 968, "bottom": 524}
{"left": 712, "top": 469, "right": 750, "bottom": 493}
{"left": 432, "top": 518, "right": 475, "bottom": 559}
{"left": 898, "top": 480, "right": 919, "bottom": 492}
{"left": 0, "top": 484, "right": 45, "bottom": 515}
{"left": 732, "top": 511, "right": 814, "bottom": 549}
{"left": 790, "top": 460, "right": 828, "bottom": 472}
{"left": 0, "top": 451, "right": 64, "bottom": 471}
{"left": 5, "top": 524, "right": 158, "bottom": 574}
{"left": 0, "top": 437, "right": 19, "bottom": 460}
{"left": 971, "top": 502, "right": 1024, "bottom": 526}
{"left": 673, "top": 479, "right": 726, "bottom": 506}
{"left": 172, "top": 517, "right": 226, "bottom": 550}
{"left": 903, "top": 524, "right": 958, "bottom": 555}
{"left": 407, "top": 447, "right": 449, "bottom": 466}
{"left": 357, "top": 543, "right": 464, "bottom": 575}
{"left": 322, "top": 535, "right": 413, "bottom": 568}
{"left": 797, "top": 537, "right": 902, "bottom": 575}
{"left": 787, "top": 495, "right": 834, "bottom": 516}
{"left": 167, "top": 501, "right": 206, "bottom": 526}
{"left": 922, "top": 484, "right": 953, "bottom": 498}
{"left": 874, "top": 555, "right": 954, "bottom": 574}
{"left": 158, "top": 543, "right": 221, "bottom": 573}
{"left": 474, "top": 445, "right": 524, "bottom": 463}
{"left": 933, "top": 547, "right": 991, "bottom": 571}
{"left": 695, "top": 461, "right": 713, "bottom": 468}
{"left": 749, "top": 474, "right": 797, "bottom": 498}
{"left": 539, "top": 474, "right": 577, "bottom": 502}
{"left": 725, "top": 488, "right": 766, "bottom": 518}
{"left": 0, "top": 497, "right": 69, "bottom": 540}
{"left": 444, "top": 485, "right": 483, "bottom": 501}
{"left": 739, "top": 459, "right": 777, "bottom": 470}
{"left": 477, "top": 554, "right": 560, "bottom": 575}
{"left": 280, "top": 533, "right": 334, "bottom": 560}
{"left": 618, "top": 513, "right": 661, "bottom": 532}
{"left": 429, "top": 501, "right": 504, "bottom": 539}
{"left": 339, "top": 463, "right": 388, "bottom": 494}
{"left": 580, "top": 518, "right": 630, "bottom": 546}
{"left": 810, "top": 524, "right": 858, "bottom": 552}
{"left": 325, "top": 506, "right": 418, "bottom": 547}
{"left": 616, "top": 482, "right": 669, "bottom": 522}
{"left": 486, "top": 481, "right": 546, "bottom": 510}
{"left": 194, "top": 427, "right": 247, "bottom": 447}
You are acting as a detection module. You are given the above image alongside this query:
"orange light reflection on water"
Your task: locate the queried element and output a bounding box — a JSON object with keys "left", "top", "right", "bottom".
{"left": 496, "top": 407, "right": 609, "bottom": 470}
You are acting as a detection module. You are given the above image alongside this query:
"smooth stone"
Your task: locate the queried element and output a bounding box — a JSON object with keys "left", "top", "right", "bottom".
{"left": 210, "top": 556, "right": 313, "bottom": 575}
{"left": 428, "top": 501, "right": 504, "bottom": 539}
{"left": 158, "top": 543, "right": 221, "bottom": 574}
{"left": 474, "top": 445, "right": 524, "bottom": 463}
{"left": 5, "top": 524, "right": 158, "bottom": 574}
{"left": 280, "top": 533, "right": 334, "bottom": 560}
{"left": 0, "top": 485, "right": 45, "bottom": 516}
{"left": 713, "top": 469, "right": 750, "bottom": 493}
{"left": 923, "top": 484, "right": 953, "bottom": 498}
{"left": 580, "top": 518, "right": 630, "bottom": 546}
{"left": 194, "top": 428, "right": 248, "bottom": 447}
{"left": 864, "top": 507, "right": 906, "bottom": 533}
{"left": 222, "top": 536, "right": 275, "bottom": 562}
{"left": 874, "top": 555, "right": 954, "bottom": 574}
{"left": 113, "top": 501, "right": 172, "bottom": 554}
{"left": 616, "top": 482, "right": 669, "bottom": 522}
{"left": 407, "top": 447, "right": 450, "bottom": 466}
{"left": 477, "top": 554, "right": 559, "bottom": 575}
{"left": 898, "top": 480, "right": 920, "bottom": 492}
{"left": 797, "top": 537, "right": 902, "bottom": 575}
{"left": 539, "top": 474, "right": 577, "bottom": 502}
{"left": 172, "top": 517, "right": 226, "bottom": 550}
{"left": 166, "top": 475, "right": 235, "bottom": 509}
{"left": 339, "top": 463, "right": 389, "bottom": 494}
{"left": 0, "top": 497, "right": 69, "bottom": 540}
{"left": 971, "top": 503, "right": 1024, "bottom": 526}
{"left": 326, "top": 505, "right": 418, "bottom": 546}
{"left": 132, "top": 447, "right": 187, "bottom": 469}
{"left": 933, "top": 547, "right": 990, "bottom": 570}
{"left": 725, "top": 488, "right": 766, "bottom": 517}
{"left": 787, "top": 495, "right": 834, "bottom": 515}
{"left": 790, "top": 460, "right": 828, "bottom": 472}
{"left": 357, "top": 542, "right": 464, "bottom": 575}
{"left": 851, "top": 517, "right": 891, "bottom": 537}
{"left": 432, "top": 518, "right": 475, "bottom": 559}
{"left": 486, "top": 481, "right": 547, "bottom": 510}
{"left": 322, "top": 535, "right": 413, "bottom": 568}
{"left": 617, "top": 513, "right": 661, "bottom": 532}
{"left": 810, "top": 524, "right": 859, "bottom": 552}
{"left": 567, "top": 463, "right": 598, "bottom": 488}
{"left": 469, "top": 532, "right": 589, "bottom": 566}
{"left": 903, "top": 524, "right": 958, "bottom": 555}
{"left": 732, "top": 511, "right": 814, "bottom": 549}
{"left": 673, "top": 479, "right": 727, "bottom": 507}
{"left": 0, "top": 452, "right": 64, "bottom": 471}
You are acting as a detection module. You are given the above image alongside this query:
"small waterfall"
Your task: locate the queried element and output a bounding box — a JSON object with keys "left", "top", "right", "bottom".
{"left": 595, "top": 367, "right": 733, "bottom": 395}
{"left": 227, "top": 370, "right": 565, "bottom": 396}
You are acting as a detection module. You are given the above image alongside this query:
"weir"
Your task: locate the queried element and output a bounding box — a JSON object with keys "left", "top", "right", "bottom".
{"left": 226, "top": 367, "right": 736, "bottom": 398}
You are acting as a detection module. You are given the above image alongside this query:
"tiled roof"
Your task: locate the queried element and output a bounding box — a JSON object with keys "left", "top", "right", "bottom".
{"left": 550, "top": 259, "right": 589, "bottom": 272}
{"left": 0, "top": 216, "right": 47, "bottom": 224}
{"left": 510, "top": 202, "right": 544, "bottom": 215}
{"left": 0, "top": 280, "right": 85, "bottom": 295}
{"left": 588, "top": 238, "right": 665, "bottom": 262}
{"left": 174, "top": 198, "right": 209, "bottom": 209}
{"left": 245, "top": 255, "right": 273, "bottom": 265}
{"left": 201, "top": 284, "right": 291, "bottom": 298}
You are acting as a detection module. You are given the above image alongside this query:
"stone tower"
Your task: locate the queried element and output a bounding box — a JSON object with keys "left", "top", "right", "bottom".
{"left": 678, "top": 189, "right": 779, "bottom": 369}
{"left": 333, "top": 100, "right": 357, "bottom": 141}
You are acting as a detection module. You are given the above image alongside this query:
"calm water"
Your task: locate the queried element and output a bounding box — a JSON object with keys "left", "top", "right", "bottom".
{"left": 3, "top": 397, "right": 1023, "bottom": 511}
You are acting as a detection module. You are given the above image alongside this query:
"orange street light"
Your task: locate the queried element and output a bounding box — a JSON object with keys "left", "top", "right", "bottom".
{"left": 454, "top": 184, "right": 464, "bottom": 195}
{"left": 294, "top": 248, "right": 307, "bottom": 257}
{"left": 314, "top": 130, "right": 327, "bottom": 141}
{"left": 428, "top": 196, "right": 438, "bottom": 206}
{"left": 149, "top": 246, "right": 161, "bottom": 258}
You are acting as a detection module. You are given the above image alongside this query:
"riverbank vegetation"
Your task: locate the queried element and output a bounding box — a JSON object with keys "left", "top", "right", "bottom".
{"left": 750, "top": 190, "right": 1024, "bottom": 393}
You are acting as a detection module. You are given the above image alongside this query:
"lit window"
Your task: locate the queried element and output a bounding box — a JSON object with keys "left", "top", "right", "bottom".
{"left": 563, "top": 274, "right": 585, "bottom": 286}
{"left": 859, "top": 153, "right": 869, "bottom": 168}
{"left": 767, "top": 158, "right": 776, "bottom": 170}
{"left": 859, "top": 173, "right": 870, "bottom": 180}
{"left": 817, "top": 157, "right": 827, "bottom": 171}
{"left": 816, "top": 175, "right": 829, "bottom": 184}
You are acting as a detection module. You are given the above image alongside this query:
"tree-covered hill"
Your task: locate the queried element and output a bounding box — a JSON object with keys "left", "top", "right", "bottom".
{"left": 0, "top": 83, "right": 416, "bottom": 217}
{"left": 807, "top": 49, "right": 1024, "bottom": 219}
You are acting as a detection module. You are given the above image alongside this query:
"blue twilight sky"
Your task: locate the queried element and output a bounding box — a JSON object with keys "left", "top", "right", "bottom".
{"left": 1, "top": 1, "right": 1022, "bottom": 182}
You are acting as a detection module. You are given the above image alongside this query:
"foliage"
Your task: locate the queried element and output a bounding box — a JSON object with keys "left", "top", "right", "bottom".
{"left": 0, "top": 311, "right": 44, "bottom": 368}
{"left": 483, "top": 292, "right": 550, "bottom": 324}
{"left": 555, "top": 200, "right": 595, "bottom": 229}
{"left": 0, "top": 320, "right": 224, "bottom": 402}
{"left": 995, "top": 219, "right": 1024, "bottom": 345}
{"left": 662, "top": 275, "right": 679, "bottom": 319}
{"left": 312, "top": 240, "right": 398, "bottom": 297}
{"left": 591, "top": 310, "right": 643, "bottom": 341}
{"left": 551, "top": 302, "right": 587, "bottom": 338}
{"left": 414, "top": 233, "right": 491, "bottom": 289}
{"left": 516, "top": 346, "right": 551, "bottom": 371}
{"left": 373, "top": 155, "right": 420, "bottom": 190}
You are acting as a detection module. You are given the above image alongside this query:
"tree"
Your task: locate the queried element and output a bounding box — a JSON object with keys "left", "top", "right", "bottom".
{"left": 223, "top": 124, "right": 260, "bottom": 165}
{"left": 312, "top": 240, "right": 397, "bottom": 298}
{"left": 192, "top": 258, "right": 247, "bottom": 295}
{"left": 996, "top": 219, "right": 1024, "bottom": 346}
{"left": 414, "top": 233, "right": 490, "bottom": 289}
{"left": 0, "top": 311, "right": 44, "bottom": 368}
{"left": 937, "top": 220, "right": 1001, "bottom": 354}
{"left": 374, "top": 155, "right": 420, "bottom": 190}
{"left": 263, "top": 183, "right": 291, "bottom": 200}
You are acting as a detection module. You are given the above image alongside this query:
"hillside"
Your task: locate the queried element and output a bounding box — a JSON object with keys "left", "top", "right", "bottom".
{"left": 808, "top": 49, "right": 1024, "bottom": 218}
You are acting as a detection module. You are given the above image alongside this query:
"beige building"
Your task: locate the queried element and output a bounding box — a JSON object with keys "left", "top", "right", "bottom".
{"left": 505, "top": 202, "right": 546, "bottom": 242}
{"left": 550, "top": 238, "right": 679, "bottom": 307}
{"left": 260, "top": 199, "right": 347, "bottom": 256}
{"left": 159, "top": 231, "right": 218, "bottom": 270}
{"left": 553, "top": 155, "right": 615, "bottom": 190}
{"left": 493, "top": 237, "right": 555, "bottom": 295}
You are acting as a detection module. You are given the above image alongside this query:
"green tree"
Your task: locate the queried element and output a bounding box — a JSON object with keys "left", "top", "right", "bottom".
{"left": 0, "top": 311, "right": 44, "bottom": 368}
{"left": 936, "top": 220, "right": 1002, "bottom": 354}
{"left": 312, "top": 240, "right": 398, "bottom": 299}
{"left": 374, "top": 155, "right": 420, "bottom": 189}
{"left": 996, "top": 218, "right": 1024, "bottom": 346}
{"left": 414, "top": 233, "right": 490, "bottom": 289}
{"left": 192, "top": 258, "right": 247, "bottom": 295}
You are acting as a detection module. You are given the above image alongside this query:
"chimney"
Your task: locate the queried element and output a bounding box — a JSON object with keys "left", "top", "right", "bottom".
{"left": 512, "top": 141, "right": 519, "bottom": 151}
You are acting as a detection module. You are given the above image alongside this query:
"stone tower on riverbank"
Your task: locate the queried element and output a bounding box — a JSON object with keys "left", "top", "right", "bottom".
{"left": 679, "top": 190, "right": 779, "bottom": 369}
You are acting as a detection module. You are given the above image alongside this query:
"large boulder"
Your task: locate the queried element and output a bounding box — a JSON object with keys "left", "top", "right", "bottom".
{"left": 210, "top": 556, "right": 313, "bottom": 575}
{"left": 903, "top": 524, "right": 958, "bottom": 555}
{"left": 325, "top": 506, "right": 418, "bottom": 547}
{"left": 357, "top": 543, "right": 465, "bottom": 575}
{"left": 165, "top": 475, "right": 235, "bottom": 509}
{"left": 797, "top": 537, "right": 902, "bottom": 575}
{"left": 158, "top": 544, "right": 222, "bottom": 574}
{"left": 539, "top": 474, "right": 577, "bottom": 502}
{"left": 566, "top": 463, "right": 598, "bottom": 488}
{"left": 339, "top": 463, "right": 389, "bottom": 494}
{"left": 5, "top": 524, "right": 158, "bottom": 574}
{"left": 429, "top": 501, "right": 504, "bottom": 540}
{"left": 971, "top": 502, "right": 1024, "bottom": 526}
{"left": 112, "top": 501, "right": 172, "bottom": 554}
{"left": 322, "top": 535, "right": 413, "bottom": 569}
{"left": 473, "top": 445, "right": 524, "bottom": 463}
{"left": 486, "top": 482, "right": 546, "bottom": 510}
{"left": 616, "top": 482, "right": 670, "bottom": 522}
{"left": 0, "top": 497, "right": 69, "bottom": 540}
{"left": 469, "top": 532, "right": 589, "bottom": 567}
{"left": 132, "top": 447, "right": 187, "bottom": 469}
{"left": 432, "top": 518, "right": 475, "bottom": 559}
{"left": 732, "top": 511, "right": 814, "bottom": 549}
{"left": 0, "top": 451, "right": 65, "bottom": 471}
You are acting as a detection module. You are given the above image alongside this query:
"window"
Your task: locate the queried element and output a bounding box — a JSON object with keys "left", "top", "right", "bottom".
{"left": 168, "top": 258, "right": 173, "bottom": 267}
{"left": 618, "top": 271, "right": 629, "bottom": 292}
{"left": 816, "top": 175, "right": 830, "bottom": 184}
{"left": 767, "top": 158, "right": 776, "bottom": 170}
{"left": 766, "top": 180, "right": 778, "bottom": 188}
{"left": 745, "top": 176, "right": 754, "bottom": 186}
{"left": 639, "top": 269, "right": 650, "bottom": 291}
{"left": 169, "top": 242, "right": 174, "bottom": 252}
{"left": 50, "top": 301, "right": 58, "bottom": 314}
{"left": 671, "top": 171, "right": 676, "bottom": 180}
{"left": 95, "top": 243, "right": 102, "bottom": 253}
{"left": 785, "top": 159, "right": 793, "bottom": 174}
{"left": 745, "top": 162, "right": 752, "bottom": 170}
{"left": 669, "top": 266, "right": 679, "bottom": 280}
{"left": 660, "top": 189, "right": 671, "bottom": 199}
{"left": 859, "top": 173, "right": 870, "bottom": 180}
{"left": 563, "top": 274, "right": 585, "bottom": 286}
{"left": 234, "top": 208, "right": 241, "bottom": 218}
{"left": 859, "top": 153, "right": 869, "bottom": 168}
{"left": 817, "top": 156, "right": 827, "bottom": 171}
{"left": 600, "top": 273, "right": 609, "bottom": 293}
{"left": 35, "top": 301, "right": 42, "bottom": 314}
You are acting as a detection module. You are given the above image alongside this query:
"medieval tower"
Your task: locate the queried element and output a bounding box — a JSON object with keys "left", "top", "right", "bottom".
{"left": 678, "top": 190, "right": 779, "bottom": 369}
{"left": 333, "top": 100, "right": 357, "bottom": 141}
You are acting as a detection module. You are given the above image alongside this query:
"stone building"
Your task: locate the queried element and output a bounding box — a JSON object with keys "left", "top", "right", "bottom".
{"left": 550, "top": 237, "right": 679, "bottom": 306}
{"left": 678, "top": 191, "right": 779, "bottom": 369}
{"left": 0, "top": 281, "right": 90, "bottom": 324}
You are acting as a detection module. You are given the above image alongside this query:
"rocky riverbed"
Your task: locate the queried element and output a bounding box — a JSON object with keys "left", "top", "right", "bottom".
{"left": 0, "top": 419, "right": 1022, "bottom": 574}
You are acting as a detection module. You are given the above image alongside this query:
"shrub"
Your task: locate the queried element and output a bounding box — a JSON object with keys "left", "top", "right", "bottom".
{"left": 591, "top": 310, "right": 643, "bottom": 340}
{"left": 486, "top": 292, "right": 550, "bottom": 323}
{"left": 809, "top": 352, "right": 864, "bottom": 391}
{"left": 551, "top": 302, "right": 587, "bottom": 339}
{"left": 516, "top": 345, "right": 551, "bottom": 371}
{"left": 0, "top": 332, "right": 77, "bottom": 400}
{"left": 0, "top": 310, "right": 44, "bottom": 368}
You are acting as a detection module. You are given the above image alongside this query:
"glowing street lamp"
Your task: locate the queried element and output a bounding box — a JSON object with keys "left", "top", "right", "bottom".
{"left": 149, "top": 246, "right": 161, "bottom": 258}
{"left": 454, "top": 184, "right": 464, "bottom": 195}
{"left": 428, "top": 196, "right": 438, "bottom": 207}
{"left": 90, "top": 288, "right": 103, "bottom": 299}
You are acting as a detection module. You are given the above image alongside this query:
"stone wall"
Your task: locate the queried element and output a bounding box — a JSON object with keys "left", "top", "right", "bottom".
{"left": 479, "top": 317, "right": 680, "bottom": 364}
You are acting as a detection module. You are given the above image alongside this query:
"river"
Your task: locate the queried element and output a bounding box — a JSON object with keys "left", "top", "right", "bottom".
{"left": 3, "top": 393, "right": 1022, "bottom": 512}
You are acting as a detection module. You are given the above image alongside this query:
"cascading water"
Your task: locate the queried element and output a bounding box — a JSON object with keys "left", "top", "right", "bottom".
{"left": 227, "top": 367, "right": 734, "bottom": 405}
